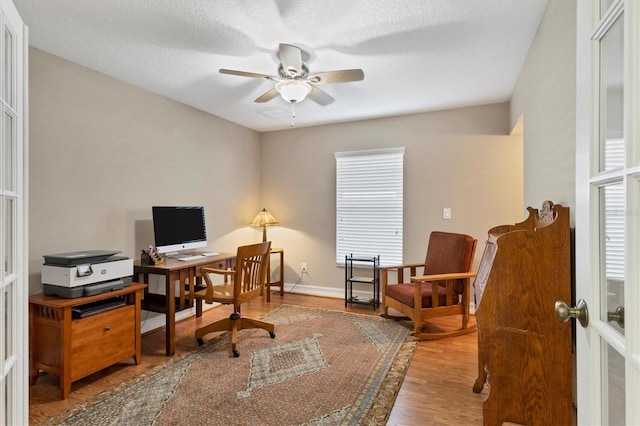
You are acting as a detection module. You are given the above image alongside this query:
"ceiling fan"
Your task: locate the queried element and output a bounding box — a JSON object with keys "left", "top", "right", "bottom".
{"left": 219, "top": 43, "right": 365, "bottom": 106}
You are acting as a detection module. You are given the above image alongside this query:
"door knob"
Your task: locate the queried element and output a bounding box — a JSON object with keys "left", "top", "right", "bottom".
{"left": 607, "top": 306, "right": 624, "bottom": 328}
{"left": 555, "top": 299, "right": 589, "bottom": 328}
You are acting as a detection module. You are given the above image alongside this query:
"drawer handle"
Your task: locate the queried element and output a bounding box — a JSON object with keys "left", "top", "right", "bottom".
{"left": 104, "top": 326, "right": 111, "bottom": 331}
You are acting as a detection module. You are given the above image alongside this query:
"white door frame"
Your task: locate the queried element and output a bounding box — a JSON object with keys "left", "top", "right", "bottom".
{"left": 0, "top": 0, "right": 27, "bottom": 424}
{"left": 575, "top": 0, "right": 640, "bottom": 423}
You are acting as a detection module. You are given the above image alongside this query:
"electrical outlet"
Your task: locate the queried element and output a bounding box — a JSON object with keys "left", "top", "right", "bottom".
{"left": 443, "top": 208, "right": 452, "bottom": 220}
{"left": 301, "top": 262, "right": 308, "bottom": 273}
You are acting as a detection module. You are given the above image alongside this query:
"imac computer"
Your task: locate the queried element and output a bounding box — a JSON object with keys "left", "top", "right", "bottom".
{"left": 152, "top": 206, "right": 208, "bottom": 256}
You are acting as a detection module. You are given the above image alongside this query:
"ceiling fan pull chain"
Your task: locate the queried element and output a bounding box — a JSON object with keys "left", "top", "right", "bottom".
{"left": 290, "top": 102, "right": 296, "bottom": 127}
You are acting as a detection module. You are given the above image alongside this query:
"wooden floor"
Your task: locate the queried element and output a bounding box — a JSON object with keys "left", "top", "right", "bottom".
{"left": 29, "top": 292, "right": 486, "bottom": 425}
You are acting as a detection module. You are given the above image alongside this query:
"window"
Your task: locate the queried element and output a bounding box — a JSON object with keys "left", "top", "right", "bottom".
{"left": 335, "top": 147, "right": 404, "bottom": 266}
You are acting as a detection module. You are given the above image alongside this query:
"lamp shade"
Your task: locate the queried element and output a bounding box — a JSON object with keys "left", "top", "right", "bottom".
{"left": 276, "top": 80, "right": 311, "bottom": 103}
{"left": 250, "top": 208, "right": 279, "bottom": 242}
{"left": 250, "top": 208, "right": 279, "bottom": 227}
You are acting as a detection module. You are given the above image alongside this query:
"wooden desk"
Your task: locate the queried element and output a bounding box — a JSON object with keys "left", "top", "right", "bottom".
{"left": 29, "top": 283, "right": 147, "bottom": 399}
{"left": 266, "top": 248, "right": 284, "bottom": 302}
{"left": 133, "top": 253, "right": 235, "bottom": 356}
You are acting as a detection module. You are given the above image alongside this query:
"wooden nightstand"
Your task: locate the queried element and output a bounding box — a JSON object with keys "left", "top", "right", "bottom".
{"left": 29, "top": 283, "right": 146, "bottom": 399}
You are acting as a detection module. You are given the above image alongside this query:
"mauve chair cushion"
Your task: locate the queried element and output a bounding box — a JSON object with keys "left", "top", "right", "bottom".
{"left": 385, "top": 231, "right": 474, "bottom": 303}
{"left": 386, "top": 282, "right": 460, "bottom": 308}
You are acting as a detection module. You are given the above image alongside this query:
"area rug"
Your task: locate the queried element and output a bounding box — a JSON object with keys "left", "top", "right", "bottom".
{"left": 44, "top": 304, "right": 417, "bottom": 426}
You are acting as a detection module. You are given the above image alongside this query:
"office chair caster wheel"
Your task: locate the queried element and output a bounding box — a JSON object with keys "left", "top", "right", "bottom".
{"left": 233, "top": 350, "right": 240, "bottom": 357}
{"left": 197, "top": 338, "right": 204, "bottom": 346}
{"left": 269, "top": 331, "right": 276, "bottom": 338}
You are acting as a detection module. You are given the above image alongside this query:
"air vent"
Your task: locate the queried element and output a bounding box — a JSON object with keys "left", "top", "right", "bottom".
{"left": 256, "top": 107, "right": 291, "bottom": 119}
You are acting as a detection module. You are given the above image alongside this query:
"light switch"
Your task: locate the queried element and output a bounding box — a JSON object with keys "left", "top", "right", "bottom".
{"left": 443, "top": 208, "right": 452, "bottom": 220}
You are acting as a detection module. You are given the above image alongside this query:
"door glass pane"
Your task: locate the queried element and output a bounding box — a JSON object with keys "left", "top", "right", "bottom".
{"left": 599, "top": 15, "right": 624, "bottom": 172}
{"left": 600, "top": 183, "right": 625, "bottom": 336}
{"left": 603, "top": 342, "right": 625, "bottom": 425}
{"left": 600, "top": 0, "right": 616, "bottom": 18}
{"left": 3, "top": 284, "right": 11, "bottom": 359}
{"left": 3, "top": 369, "right": 10, "bottom": 425}
{"left": 3, "top": 26, "right": 13, "bottom": 108}
{"left": 4, "top": 198, "right": 13, "bottom": 275}
{"left": 4, "top": 111, "right": 14, "bottom": 191}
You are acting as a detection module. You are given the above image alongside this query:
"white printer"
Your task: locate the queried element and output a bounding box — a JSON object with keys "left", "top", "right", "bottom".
{"left": 42, "top": 250, "right": 133, "bottom": 298}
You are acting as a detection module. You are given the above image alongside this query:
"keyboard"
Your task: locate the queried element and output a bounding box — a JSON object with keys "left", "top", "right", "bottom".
{"left": 175, "top": 252, "right": 220, "bottom": 262}
{"left": 176, "top": 255, "right": 202, "bottom": 261}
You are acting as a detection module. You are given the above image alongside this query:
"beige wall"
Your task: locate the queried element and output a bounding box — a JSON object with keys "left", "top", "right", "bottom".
{"left": 510, "top": 0, "right": 576, "bottom": 220}
{"left": 29, "top": 48, "right": 261, "bottom": 293}
{"left": 260, "top": 104, "right": 524, "bottom": 293}
{"left": 29, "top": 49, "right": 526, "bottom": 298}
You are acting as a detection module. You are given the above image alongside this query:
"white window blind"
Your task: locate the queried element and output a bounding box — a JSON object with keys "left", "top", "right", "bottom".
{"left": 336, "top": 147, "right": 404, "bottom": 266}
{"left": 604, "top": 184, "right": 624, "bottom": 281}
{"left": 604, "top": 138, "right": 624, "bottom": 281}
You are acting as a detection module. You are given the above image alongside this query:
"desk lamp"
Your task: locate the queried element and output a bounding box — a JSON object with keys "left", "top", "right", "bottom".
{"left": 250, "top": 208, "right": 279, "bottom": 242}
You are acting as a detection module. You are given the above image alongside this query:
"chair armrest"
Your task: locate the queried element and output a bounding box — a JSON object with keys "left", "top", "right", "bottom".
{"left": 200, "top": 267, "right": 235, "bottom": 276}
{"left": 379, "top": 262, "right": 424, "bottom": 272}
{"left": 410, "top": 271, "right": 477, "bottom": 282}
{"left": 380, "top": 263, "right": 425, "bottom": 292}
{"left": 199, "top": 267, "right": 235, "bottom": 304}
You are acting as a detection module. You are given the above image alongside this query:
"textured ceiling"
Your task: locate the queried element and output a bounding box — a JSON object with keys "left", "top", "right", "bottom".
{"left": 14, "top": 0, "right": 548, "bottom": 132}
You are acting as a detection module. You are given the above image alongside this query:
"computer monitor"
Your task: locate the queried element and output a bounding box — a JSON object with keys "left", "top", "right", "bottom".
{"left": 152, "top": 206, "right": 208, "bottom": 254}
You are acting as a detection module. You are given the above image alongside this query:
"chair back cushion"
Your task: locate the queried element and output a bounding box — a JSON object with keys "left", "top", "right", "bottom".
{"left": 424, "top": 231, "right": 474, "bottom": 274}
{"left": 424, "top": 231, "right": 475, "bottom": 293}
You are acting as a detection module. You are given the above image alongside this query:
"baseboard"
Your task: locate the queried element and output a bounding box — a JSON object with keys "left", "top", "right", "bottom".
{"left": 284, "top": 282, "right": 345, "bottom": 299}
{"left": 285, "top": 283, "right": 477, "bottom": 314}
{"left": 140, "top": 283, "right": 476, "bottom": 335}
{"left": 140, "top": 302, "right": 219, "bottom": 335}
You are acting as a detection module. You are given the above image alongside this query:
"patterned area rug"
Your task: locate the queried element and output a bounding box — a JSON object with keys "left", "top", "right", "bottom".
{"left": 44, "top": 305, "right": 416, "bottom": 426}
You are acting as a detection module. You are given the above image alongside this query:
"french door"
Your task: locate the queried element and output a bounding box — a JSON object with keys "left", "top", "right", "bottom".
{"left": 0, "top": 0, "right": 26, "bottom": 424}
{"left": 575, "top": 0, "right": 639, "bottom": 424}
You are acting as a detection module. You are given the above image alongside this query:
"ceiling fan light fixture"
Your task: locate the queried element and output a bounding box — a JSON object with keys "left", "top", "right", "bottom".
{"left": 276, "top": 80, "right": 312, "bottom": 103}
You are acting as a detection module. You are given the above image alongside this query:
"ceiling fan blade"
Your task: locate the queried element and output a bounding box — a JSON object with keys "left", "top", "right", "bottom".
{"left": 219, "top": 69, "right": 277, "bottom": 81}
{"left": 279, "top": 44, "right": 303, "bottom": 77}
{"left": 254, "top": 88, "right": 280, "bottom": 103}
{"left": 307, "top": 86, "right": 334, "bottom": 106}
{"left": 307, "top": 69, "right": 365, "bottom": 84}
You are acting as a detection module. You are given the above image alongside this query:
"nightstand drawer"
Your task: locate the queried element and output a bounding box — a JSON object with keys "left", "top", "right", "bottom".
{"left": 30, "top": 283, "right": 146, "bottom": 399}
{"left": 70, "top": 305, "right": 135, "bottom": 380}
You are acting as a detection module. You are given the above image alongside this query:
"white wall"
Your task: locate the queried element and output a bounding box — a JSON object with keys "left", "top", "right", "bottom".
{"left": 29, "top": 48, "right": 262, "bottom": 294}
{"left": 510, "top": 0, "right": 576, "bottom": 219}
{"left": 28, "top": 49, "right": 526, "bottom": 300}
{"left": 260, "top": 103, "right": 524, "bottom": 293}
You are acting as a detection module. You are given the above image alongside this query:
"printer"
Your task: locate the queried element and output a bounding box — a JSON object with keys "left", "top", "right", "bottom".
{"left": 42, "top": 250, "right": 133, "bottom": 298}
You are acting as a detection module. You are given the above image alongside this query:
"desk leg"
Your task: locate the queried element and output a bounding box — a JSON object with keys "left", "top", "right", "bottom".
{"left": 266, "top": 250, "right": 285, "bottom": 302}
{"left": 140, "top": 272, "right": 150, "bottom": 299}
{"left": 278, "top": 251, "right": 284, "bottom": 296}
{"left": 266, "top": 255, "right": 271, "bottom": 302}
{"left": 188, "top": 268, "right": 195, "bottom": 307}
{"left": 178, "top": 269, "right": 189, "bottom": 310}
{"left": 165, "top": 273, "right": 176, "bottom": 356}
